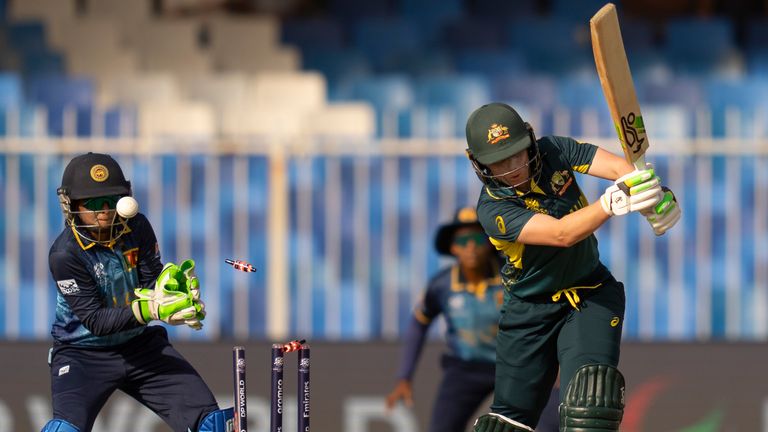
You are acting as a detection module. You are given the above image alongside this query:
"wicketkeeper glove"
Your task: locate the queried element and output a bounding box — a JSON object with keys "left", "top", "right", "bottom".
{"left": 175, "top": 259, "right": 206, "bottom": 330}
{"left": 600, "top": 163, "right": 662, "bottom": 216}
{"left": 131, "top": 262, "right": 204, "bottom": 328}
{"left": 643, "top": 186, "right": 681, "bottom": 235}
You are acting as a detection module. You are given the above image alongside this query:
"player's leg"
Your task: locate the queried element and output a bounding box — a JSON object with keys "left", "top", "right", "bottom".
{"left": 40, "top": 419, "right": 80, "bottom": 432}
{"left": 119, "top": 327, "right": 219, "bottom": 431}
{"left": 476, "top": 299, "right": 566, "bottom": 431}
{"left": 557, "top": 277, "right": 626, "bottom": 431}
{"left": 427, "top": 355, "right": 495, "bottom": 432}
{"left": 197, "top": 408, "right": 235, "bottom": 432}
{"left": 49, "top": 346, "right": 121, "bottom": 431}
{"left": 533, "top": 384, "right": 560, "bottom": 432}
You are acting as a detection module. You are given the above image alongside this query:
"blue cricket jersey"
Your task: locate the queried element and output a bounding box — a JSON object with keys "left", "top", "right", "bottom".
{"left": 48, "top": 213, "right": 164, "bottom": 347}
{"left": 414, "top": 261, "right": 504, "bottom": 363}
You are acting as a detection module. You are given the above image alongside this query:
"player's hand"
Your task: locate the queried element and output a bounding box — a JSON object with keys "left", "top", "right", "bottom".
{"left": 385, "top": 379, "right": 414, "bottom": 411}
{"left": 642, "top": 186, "right": 681, "bottom": 235}
{"left": 600, "top": 163, "right": 662, "bottom": 216}
{"left": 131, "top": 263, "right": 203, "bottom": 326}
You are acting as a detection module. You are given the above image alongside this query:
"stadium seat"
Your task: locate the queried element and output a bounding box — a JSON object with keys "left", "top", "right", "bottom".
{"left": 412, "top": 75, "right": 491, "bottom": 137}
{"left": 207, "top": 15, "right": 300, "bottom": 73}
{"left": 704, "top": 78, "right": 768, "bottom": 138}
{"left": 551, "top": 0, "right": 617, "bottom": 22}
{"left": 301, "top": 49, "right": 371, "bottom": 95}
{"left": 328, "top": 0, "right": 392, "bottom": 24}
{"left": 281, "top": 17, "right": 345, "bottom": 52}
{"left": 99, "top": 73, "right": 182, "bottom": 106}
{"left": 26, "top": 76, "right": 95, "bottom": 136}
{"left": 5, "top": 20, "right": 49, "bottom": 52}
{"left": 556, "top": 77, "right": 613, "bottom": 137}
{"left": 125, "top": 20, "right": 210, "bottom": 77}
{"left": 664, "top": 18, "right": 740, "bottom": 76}
{"left": 440, "top": 17, "right": 504, "bottom": 51}
{"left": 507, "top": 17, "right": 593, "bottom": 76}
{"left": 9, "top": 0, "right": 77, "bottom": 23}
{"left": 246, "top": 72, "right": 327, "bottom": 111}
{"left": 334, "top": 75, "right": 414, "bottom": 137}
{"left": 0, "top": 72, "right": 37, "bottom": 137}
{"left": 301, "top": 102, "right": 376, "bottom": 138}
{"left": 353, "top": 17, "right": 425, "bottom": 72}
{"left": 138, "top": 101, "right": 215, "bottom": 138}
{"left": 455, "top": 49, "right": 527, "bottom": 79}
{"left": 467, "top": 0, "right": 537, "bottom": 18}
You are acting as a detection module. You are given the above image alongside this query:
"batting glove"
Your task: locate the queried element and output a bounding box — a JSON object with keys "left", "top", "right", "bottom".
{"left": 600, "top": 163, "right": 662, "bottom": 216}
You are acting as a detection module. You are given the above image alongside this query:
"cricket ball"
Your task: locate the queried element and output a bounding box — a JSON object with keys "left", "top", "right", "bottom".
{"left": 116, "top": 196, "right": 139, "bottom": 218}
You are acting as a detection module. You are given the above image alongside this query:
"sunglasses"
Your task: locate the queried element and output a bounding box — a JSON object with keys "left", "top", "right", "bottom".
{"left": 453, "top": 232, "right": 488, "bottom": 246}
{"left": 82, "top": 195, "right": 121, "bottom": 211}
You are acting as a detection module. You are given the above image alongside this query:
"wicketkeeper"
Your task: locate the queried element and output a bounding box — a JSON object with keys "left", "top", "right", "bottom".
{"left": 43, "top": 153, "right": 233, "bottom": 432}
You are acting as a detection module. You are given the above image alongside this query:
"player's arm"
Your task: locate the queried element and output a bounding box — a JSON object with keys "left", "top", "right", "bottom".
{"left": 586, "top": 147, "right": 635, "bottom": 180}
{"left": 133, "top": 214, "right": 164, "bottom": 287}
{"left": 49, "top": 251, "right": 143, "bottom": 336}
{"left": 386, "top": 281, "right": 442, "bottom": 410}
{"left": 517, "top": 204, "right": 610, "bottom": 247}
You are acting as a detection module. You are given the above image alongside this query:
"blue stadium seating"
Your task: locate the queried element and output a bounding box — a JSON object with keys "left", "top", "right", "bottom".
{"left": 334, "top": 75, "right": 415, "bottom": 137}
{"left": 704, "top": 78, "right": 768, "bottom": 137}
{"left": 26, "top": 76, "right": 94, "bottom": 136}
{"left": 637, "top": 77, "right": 703, "bottom": 108}
{"left": 556, "top": 77, "right": 614, "bottom": 137}
{"left": 466, "top": 0, "right": 537, "bottom": 18}
{"left": 440, "top": 17, "right": 504, "bottom": 51}
{"left": 664, "top": 18, "right": 736, "bottom": 76}
{"left": 506, "top": 17, "right": 593, "bottom": 75}
{"left": 5, "top": 21, "right": 48, "bottom": 53}
{"left": 551, "top": 0, "right": 621, "bottom": 22}
{"left": 400, "top": 0, "right": 464, "bottom": 43}
{"left": 353, "top": 17, "right": 425, "bottom": 72}
{"left": 281, "top": 17, "right": 345, "bottom": 51}
{"left": 454, "top": 49, "right": 527, "bottom": 78}
{"left": 411, "top": 75, "right": 491, "bottom": 137}
{"left": 0, "top": 73, "right": 22, "bottom": 107}
{"left": 302, "top": 49, "right": 371, "bottom": 96}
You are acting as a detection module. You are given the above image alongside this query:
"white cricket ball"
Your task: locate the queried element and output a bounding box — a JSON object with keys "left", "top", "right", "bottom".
{"left": 116, "top": 196, "right": 139, "bottom": 218}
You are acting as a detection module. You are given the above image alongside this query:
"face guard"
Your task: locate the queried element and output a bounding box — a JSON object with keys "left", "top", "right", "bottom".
{"left": 468, "top": 127, "right": 543, "bottom": 198}
{"left": 58, "top": 193, "right": 132, "bottom": 248}
{"left": 57, "top": 153, "right": 134, "bottom": 248}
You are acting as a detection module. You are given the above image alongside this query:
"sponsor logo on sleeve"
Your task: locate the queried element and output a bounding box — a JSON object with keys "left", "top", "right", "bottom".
{"left": 56, "top": 279, "right": 80, "bottom": 295}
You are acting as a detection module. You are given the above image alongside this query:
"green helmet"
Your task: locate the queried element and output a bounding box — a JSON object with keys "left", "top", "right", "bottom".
{"left": 465, "top": 102, "right": 533, "bottom": 165}
{"left": 465, "top": 103, "right": 542, "bottom": 196}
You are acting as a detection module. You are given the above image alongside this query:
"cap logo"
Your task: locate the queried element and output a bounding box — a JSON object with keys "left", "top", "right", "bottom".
{"left": 487, "top": 123, "right": 510, "bottom": 145}
{"left": 90, "top": 164, "right": 109, "bottom": 182}
{"left": 457, "top": 207, "right": 477, "bottom": 223}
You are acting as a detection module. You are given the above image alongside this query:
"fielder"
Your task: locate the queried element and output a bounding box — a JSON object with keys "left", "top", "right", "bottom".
{"left": 43, "top": 153, "right": 233, "bottom": 432}
{"left": 386, "top": 207, "right": 559, "bottom": 432}
{"left": 464, "top": 103, "right": 680, "bottom": 432}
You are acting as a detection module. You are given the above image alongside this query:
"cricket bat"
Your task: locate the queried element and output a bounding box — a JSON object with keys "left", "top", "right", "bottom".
{"left": 590, "top": 3, "right": 648, "bottom": 170}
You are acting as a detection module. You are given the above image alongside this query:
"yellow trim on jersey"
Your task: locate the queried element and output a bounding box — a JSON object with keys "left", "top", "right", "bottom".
{"left": 413, "top": 308, "right": 432, "bottom": 325}
{"left": 551, "top": 283, "right": 603, "bottom": 310}
{"left": 573, "top": 163, "right": 590, "bottom": 174}
{"left": 489, "top": 237, "right": 524, "bottom": 271}
{"left": 449, "top": 263, "right": 502, "bottom": 300}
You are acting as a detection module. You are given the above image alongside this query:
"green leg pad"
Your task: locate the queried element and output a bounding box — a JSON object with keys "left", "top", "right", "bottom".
{"left": 559, "top": 364, "right": 625, "bottom": 431}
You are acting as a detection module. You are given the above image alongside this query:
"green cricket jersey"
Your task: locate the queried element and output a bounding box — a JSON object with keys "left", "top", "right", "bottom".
{"left": 476, "top": 136, "right": 612, "bottom": 299}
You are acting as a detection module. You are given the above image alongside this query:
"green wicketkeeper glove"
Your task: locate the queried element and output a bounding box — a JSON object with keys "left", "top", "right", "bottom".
{"left": 131, "top": 262, "right": 204, "bottom": 327}
{"left": 175, "top": 259, "right": 206, "bottom": 330}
